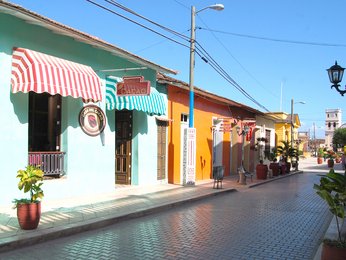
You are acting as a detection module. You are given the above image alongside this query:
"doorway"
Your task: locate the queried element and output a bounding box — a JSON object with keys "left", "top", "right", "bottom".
{"left": 157, "top": 119, "right": 168, "bottom": 180}
{"left": 115, "top": 111, "right": 132, "bottom": 184}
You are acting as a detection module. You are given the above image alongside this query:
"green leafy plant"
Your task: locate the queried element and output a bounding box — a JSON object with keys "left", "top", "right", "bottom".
{"left": 266, "top": 147, "right": 278, "bottom": 162}
{"left": 13, "top": 165, "right": 44, "bottom": 207}
{"left": 318, "top": 148, "right": 324, "bottom": 158}
{"left": 276, "top": 140, "right": 297, "bottom": 163}
{"left": 326, "top": 150, "right": 337, "bottom": 160}
{"left": 314, "top": 169, "right": 346, "bottom": 246}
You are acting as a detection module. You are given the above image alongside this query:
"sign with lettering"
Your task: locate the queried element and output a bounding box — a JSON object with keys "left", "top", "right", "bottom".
{"left": 79, "top": 105, "right": 106, "bottom": 136}
{"left": 116, "top": 76, "right": 150, "bottom": 96}
{"left": 182, "top": 127, "right": 196, "bottom": 186}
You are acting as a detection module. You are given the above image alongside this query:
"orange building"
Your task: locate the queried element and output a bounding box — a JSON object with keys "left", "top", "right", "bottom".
{"left": 157, "top": 74, "right": 264, "bottom": 184}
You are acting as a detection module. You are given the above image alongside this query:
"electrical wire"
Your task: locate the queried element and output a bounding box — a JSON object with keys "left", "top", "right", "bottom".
{"left": 194, "top": 43, "right": 270, "bottom": 111}
{"left": 86, "top": 0, "right": 270, "bottom": 111}
{"left": 196, "top": 18, "right": 280, "bottom": 100}
{"left": 86, "top": 0, "right": 190, "bottom": 49}
{"left": 104, "top": 0, "right": 190, "bottom": 41}
{"left": 200, "top": 28, "right": 346, "bottom": 48}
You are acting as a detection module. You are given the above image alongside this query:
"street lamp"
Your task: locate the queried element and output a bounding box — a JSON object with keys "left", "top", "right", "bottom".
{"left": 290, "top": 98, "right": 305, "bottom": 148}
{"left": 183, "top": 4, "right": 224, "bottom": 186}
{"left": 236, "top": 124, "right": 249, "bottom": 185}
{"left": 327, "top": 61, "right": 346, "bottom": 96}
{"left": 189, "top": 4, "right": 224, "bottom": 127}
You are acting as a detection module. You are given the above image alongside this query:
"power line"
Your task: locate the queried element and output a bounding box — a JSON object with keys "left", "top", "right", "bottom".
{"left": 86, "top": 0, "right": 270, "bottom": 111}
{"left": 105, "top": 0, "right": 190, "bottom": 41}
{"left": 200, "top": 28, "right": 346, "bottom": 48}
{"left": 195, "top": 21, "right": 279, "bottom": 100}
{"left": 86, "top": 0, "right": 190, "bottom": 49}
{"left": 194, "top": 43, "right": 270, "bottom": 111}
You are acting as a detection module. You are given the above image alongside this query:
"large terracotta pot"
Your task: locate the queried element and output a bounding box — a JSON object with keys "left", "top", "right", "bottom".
{"left": 256, "top": 164, "right": 268, "bottom": 180}
{"left": 328, "top": 159, "right": 334, "bottom": 168}
{"left": 16, "top": 201, "right": 41, "bottom": 230}
{"left": 317, "top": 157, "right": 323, "bottom": 164}
{"left": 280, "top": 164, "right": 286, "bottom": 175}
{"left": 285, "top": 162, "right": 291, "bottom": 173}
{"left": 321, "top": 242, "right": 346, "bottom": 260}
{"left": 269, "top": 163, "right": 280, "bottom": 176}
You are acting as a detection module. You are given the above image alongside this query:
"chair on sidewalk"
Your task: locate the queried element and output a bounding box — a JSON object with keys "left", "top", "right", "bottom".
{"left": 213, "top": 166, "right": 224, "bottom": 189}
{"left": 244, "top": 170, "right": 253, "bottom": 182}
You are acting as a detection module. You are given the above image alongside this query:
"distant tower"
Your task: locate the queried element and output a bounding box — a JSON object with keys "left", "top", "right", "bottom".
{"left": 325, "top": 108, "right": 342, "bottom": 149}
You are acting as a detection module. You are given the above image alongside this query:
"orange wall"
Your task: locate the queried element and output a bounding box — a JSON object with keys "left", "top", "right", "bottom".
{"left": 167, "top": 86, "right": 234, "bottom": 184}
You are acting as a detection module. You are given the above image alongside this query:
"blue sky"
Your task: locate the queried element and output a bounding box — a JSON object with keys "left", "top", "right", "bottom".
{"left": 9, "top": 0, "right": 346, "bottom": 138}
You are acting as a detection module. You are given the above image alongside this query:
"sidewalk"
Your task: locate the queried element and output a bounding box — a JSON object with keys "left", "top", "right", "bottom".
{"left": 0, "top": 157, "right": 339, "bottom": 254}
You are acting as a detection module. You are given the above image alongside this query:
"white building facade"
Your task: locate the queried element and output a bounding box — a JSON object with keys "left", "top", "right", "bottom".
{"left": 325, "top": 108, "right": 342, "bottom": 149}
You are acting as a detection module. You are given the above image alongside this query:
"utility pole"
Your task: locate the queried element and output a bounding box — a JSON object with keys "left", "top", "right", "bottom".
{"left": 313, "top": 122, "right": 316, "bottom": 157}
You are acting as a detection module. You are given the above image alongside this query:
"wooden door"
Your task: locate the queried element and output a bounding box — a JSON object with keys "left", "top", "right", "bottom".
{"left": 157, "top": 120, "right": 168, "bottom": 180}
{"left": 115, "top": 111, "right": 132, "bottom": 184}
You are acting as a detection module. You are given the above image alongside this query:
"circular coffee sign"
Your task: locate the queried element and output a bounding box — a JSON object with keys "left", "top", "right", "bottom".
{"left": 79, "top": 105, "right": 106, "bottom": 136}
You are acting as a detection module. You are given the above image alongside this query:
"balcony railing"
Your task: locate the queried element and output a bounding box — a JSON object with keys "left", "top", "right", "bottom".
{"left": 28, "top": 151, "right": 65, "bottom": 176}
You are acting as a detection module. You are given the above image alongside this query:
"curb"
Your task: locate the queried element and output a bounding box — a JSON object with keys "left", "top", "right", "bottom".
{"left": 0, "top": 187, "right": 237, "bottom": 253}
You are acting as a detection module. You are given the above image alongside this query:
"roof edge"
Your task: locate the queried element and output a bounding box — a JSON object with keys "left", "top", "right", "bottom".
{"left": 0, "top": 0, "right": 177, "bottom": 75}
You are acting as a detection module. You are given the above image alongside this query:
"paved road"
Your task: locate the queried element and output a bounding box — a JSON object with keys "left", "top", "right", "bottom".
{"left": 0, "top": 172, "right": 331, "bottom": 260}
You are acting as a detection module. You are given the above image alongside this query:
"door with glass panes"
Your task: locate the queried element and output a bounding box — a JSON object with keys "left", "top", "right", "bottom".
{"left": 115, "top": 111, "right": 132, "bottom": 184}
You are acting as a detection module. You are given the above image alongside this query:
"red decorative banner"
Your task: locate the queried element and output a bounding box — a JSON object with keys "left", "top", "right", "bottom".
{"left": 116, "top": 76, "right": 150, "bottom": 96}
{"left": 245, "top": 122, "right": 256, "bottom": 141}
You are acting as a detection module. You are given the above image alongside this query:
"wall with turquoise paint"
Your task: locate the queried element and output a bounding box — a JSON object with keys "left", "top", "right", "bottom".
{"left": 0, "top": 12, "right": 160, "bottom": 206}
{"left": 132, "top": 111, "right": 159, "bottom": 185}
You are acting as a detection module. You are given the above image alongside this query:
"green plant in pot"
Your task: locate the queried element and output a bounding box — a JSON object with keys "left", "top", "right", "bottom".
{"left": 314, "top": 169, "right": 346, "bottom": 259}
{"left": 13, "top": 165, "right": 44, "bottom": 230}
{"left": 276, "top": 140, "right": 297, "bottom": 173}
{"left": 326, "top": 150, "right": 336, "bottom": 168}
{"left": 317, "top": 148, "right": 324, "bottom": 164}
{"left": 268, "top": 147, "right": 280, "bottom": 177}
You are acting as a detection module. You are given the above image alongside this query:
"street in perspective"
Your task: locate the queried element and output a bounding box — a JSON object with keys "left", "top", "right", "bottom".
{"left": 0, "top": 157, "right": 335, "bottom": 260}
{"left": 1, "top": 1, "right": 346, "bottom": 260}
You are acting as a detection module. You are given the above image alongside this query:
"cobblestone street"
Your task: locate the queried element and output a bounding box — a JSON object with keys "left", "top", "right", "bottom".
{"left": 0, "top": 171, "right": 332, "bottom": 260}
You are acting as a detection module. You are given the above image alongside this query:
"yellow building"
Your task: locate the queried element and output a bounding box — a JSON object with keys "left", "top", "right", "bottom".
{"left": 266, "top": 112, "right": 301, "bottom": 147}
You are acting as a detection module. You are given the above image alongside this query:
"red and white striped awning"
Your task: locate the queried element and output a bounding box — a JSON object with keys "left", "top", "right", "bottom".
{"left": 11, "top": 47, "right": 102, "bottom": 102}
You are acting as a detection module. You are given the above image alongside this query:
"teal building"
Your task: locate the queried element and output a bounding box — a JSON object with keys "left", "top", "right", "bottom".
{"left": 0, "top": 1, "right": 176, "bottom": 206}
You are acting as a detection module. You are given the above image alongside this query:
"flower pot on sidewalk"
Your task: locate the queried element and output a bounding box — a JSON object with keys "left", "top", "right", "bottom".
{"left": 321, "top": 241, "right": 346, "bottom": 260}
{"left": 256, "top": 163, "right": 268, "bottom": 180}
{"left": 269, "top": 162, "right": 280, "bottom": 176}
{"left": 327, "top": 159, "right": 334, "bottom": 168}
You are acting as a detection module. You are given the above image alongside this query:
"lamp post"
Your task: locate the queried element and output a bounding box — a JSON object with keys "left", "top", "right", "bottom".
{"left": 327, "top": 61, "right": 345, "bottom": 96}
{"left": 183, "top": 4, "right": 223, "bottom": 186}
{"left": 236, "top": 124, "right": 249, "bottom": 185}
{"left": 189, "top": 4, "right": 224, "bottom": 127}
{"left": 290, "top": 98, "right": 305, "bottom": 149}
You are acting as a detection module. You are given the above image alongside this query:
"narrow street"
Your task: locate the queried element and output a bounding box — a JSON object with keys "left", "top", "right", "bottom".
{"left": 0, "top": 171, "right": 331, "bottom": 260}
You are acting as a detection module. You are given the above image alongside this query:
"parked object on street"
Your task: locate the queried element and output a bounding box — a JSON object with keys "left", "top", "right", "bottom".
{"left": 314, "top": 169, "right": 346, "bottom": 259}
{"left": 13, "top": 165, "right": 44, "bottom": 230}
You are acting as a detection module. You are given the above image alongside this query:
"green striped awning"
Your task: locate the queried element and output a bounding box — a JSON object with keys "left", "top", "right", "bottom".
{"left": 106, "top": 77, "right": 166, "bottom": 116}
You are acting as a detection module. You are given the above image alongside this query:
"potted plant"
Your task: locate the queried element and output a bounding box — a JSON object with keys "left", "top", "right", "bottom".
{"left": 336, "top": 154, "right": 342, "bottom": 164}
{"left": 268, "top": 147, "right": 280, "bottom": 177}
{"left": 277, "top": 140, "right": 297, "bottom": 173}
{"left": 253, "top": 137, "right": 268, "bottom": 180}
{"left": 317, "top": 148, "right": 324, "bottom": 164}
{"left": 314, "top": 169, "right": 346, "bottom": 259}
{"left": 13, "top": 165, "right": 44, "bottom": 230}
{"left": 327, "top": 150, "right": 336, "bottom": 168}
{"left": 256, "top": 159, "right": 268, "bottom": 180}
